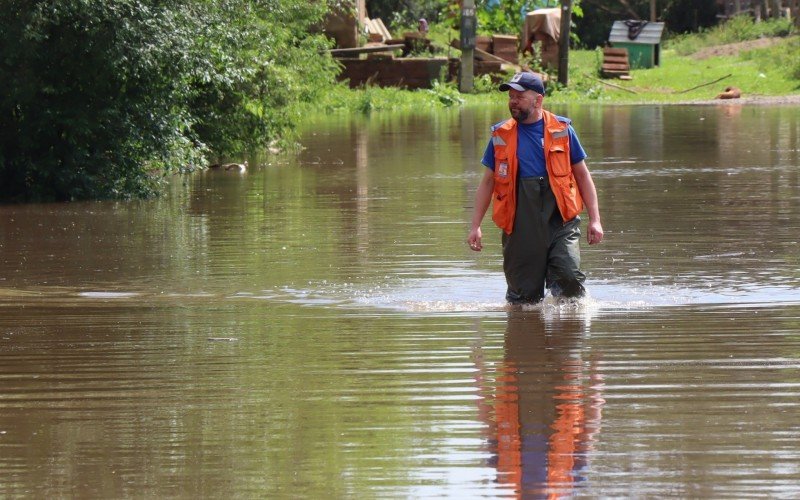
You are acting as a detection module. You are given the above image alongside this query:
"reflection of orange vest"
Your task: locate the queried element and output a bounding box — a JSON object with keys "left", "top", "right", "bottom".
{"left": 494, "top": 368, "right": 522, "bottom": 489}
{"left": 547, "top": 385, "right": 586, "bottom": 492}
{"left": 494, "top": 372, "right": 587, "bottom": 497}
{"left": 491, "top": 111, "right": 584, "bottom": 234}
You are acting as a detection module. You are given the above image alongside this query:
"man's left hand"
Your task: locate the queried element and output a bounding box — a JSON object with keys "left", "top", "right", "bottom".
{"left": 587, "top": 220, "right": 604, "bottom": 245}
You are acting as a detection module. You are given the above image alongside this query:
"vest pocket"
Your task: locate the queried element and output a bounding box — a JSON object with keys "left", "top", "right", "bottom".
{"left": 547, "top": 144, "right": 571, "bottom": 177}
{"left": 492, "top": 165, "right": 513, "bottom": 231}
{"left": 492, "top": 189, "right": 512, "bottom": 229}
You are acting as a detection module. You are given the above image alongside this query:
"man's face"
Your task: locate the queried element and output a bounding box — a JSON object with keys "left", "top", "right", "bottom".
{"left": 508, "top": 89, "right": 539, "bottom": 123}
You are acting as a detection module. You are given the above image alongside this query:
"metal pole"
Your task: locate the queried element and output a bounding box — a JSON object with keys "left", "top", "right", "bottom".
{"left": 459, "top": 0, "right": 476, "bottom": 93}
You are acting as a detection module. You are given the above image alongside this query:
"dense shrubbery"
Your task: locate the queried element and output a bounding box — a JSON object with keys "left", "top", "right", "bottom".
{"left": 0, "top": 1, "right": 338, "bottom": 201}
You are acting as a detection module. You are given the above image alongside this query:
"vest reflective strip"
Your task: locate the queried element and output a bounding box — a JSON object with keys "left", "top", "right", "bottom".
{"left": 552, "top": 129, "right": 569, "bottom": 139}
{"left": 492, "top": 136, "right": 506, "bottom": 146}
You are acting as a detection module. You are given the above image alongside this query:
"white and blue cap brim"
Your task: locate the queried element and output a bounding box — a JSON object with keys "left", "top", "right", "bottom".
{"left": 499, "top": 82, "right": 527, "bottom": 92}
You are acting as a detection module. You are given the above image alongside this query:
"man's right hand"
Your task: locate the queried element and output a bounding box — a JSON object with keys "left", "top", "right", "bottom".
{"left": 467, "top": 227, "right": 483, "bottom": 252}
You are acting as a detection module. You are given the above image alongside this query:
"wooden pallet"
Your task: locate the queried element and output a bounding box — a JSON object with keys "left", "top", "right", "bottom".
{"left": 601, "top": 47, "right": 630, "bottom": 79}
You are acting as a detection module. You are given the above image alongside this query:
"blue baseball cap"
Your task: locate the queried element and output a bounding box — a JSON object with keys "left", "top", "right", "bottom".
{"left": 499, "top": 72, "right": 545, "bottom": 94}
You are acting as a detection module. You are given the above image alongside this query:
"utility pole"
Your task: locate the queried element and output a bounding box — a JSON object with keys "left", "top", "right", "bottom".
{"left": 459, "top": 0, "right": 476, "bottom": 93}
{"left": 650, "top": 0, "right": 657, "bottom": 21}
{"left": 557, "top": 0, "right": 572, "bottom": 86}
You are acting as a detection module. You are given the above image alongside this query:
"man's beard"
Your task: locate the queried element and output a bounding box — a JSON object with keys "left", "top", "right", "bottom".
{"left": 510, "top": 106, "right": 530, "bottom": 122}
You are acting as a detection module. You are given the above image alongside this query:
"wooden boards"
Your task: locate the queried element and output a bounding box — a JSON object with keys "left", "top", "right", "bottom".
{"left": 601, "top": 47, "right": 630, "bottom": 78}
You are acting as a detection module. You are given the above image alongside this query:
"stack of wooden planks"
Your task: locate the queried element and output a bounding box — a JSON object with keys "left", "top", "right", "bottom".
{"left": 450, "top": 38, "right": 523, "bottom": 73}
{"left": 491, "top": 35, "right": 519, "bottom": 65}
{"left": 601, "top": 47, "right": 631, "bottom": 79}
{"left": 364, "top": 18, "right": 392, "bottom": 43}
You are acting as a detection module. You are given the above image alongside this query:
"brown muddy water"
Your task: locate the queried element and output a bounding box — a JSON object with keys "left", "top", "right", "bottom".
{"left": 1, "top": 103, "right": 799, "bottom": 498}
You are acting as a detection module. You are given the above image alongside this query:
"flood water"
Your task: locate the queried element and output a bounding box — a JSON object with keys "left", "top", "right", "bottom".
{"left": 1, "top": 102, "right": 799, "bottom": 497}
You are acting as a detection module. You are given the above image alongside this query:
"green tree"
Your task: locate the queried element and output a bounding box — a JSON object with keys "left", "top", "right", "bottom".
{"left": 0, "top": 0, "right": 338, "bottom": 202}
{"left": 661, "top": 0, "right": 718, "bottom": 33}
{"left": 185, "top": 1, "right": 340, "bottom": 158}
{"left": 0, "top": 2, "right": 194, "bottom": 201}
{"left": 476, "top": 0, "right": 561, "bottom": 35}
{"left": 366, "top": 0, "right": 450, "bottom": 29}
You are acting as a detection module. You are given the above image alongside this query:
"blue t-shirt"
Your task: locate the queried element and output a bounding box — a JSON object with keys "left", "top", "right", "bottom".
{"left": 481, "top": 118, "right": 587, "bottom": 178}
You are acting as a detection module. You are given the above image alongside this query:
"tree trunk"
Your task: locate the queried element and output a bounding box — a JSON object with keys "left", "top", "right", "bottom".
{"left": 771, "top": 0, "right": 782, "bottom": 18}
{"left": 733, "top": 0, "right": 741, "bottom": 15}
{"left": 650, "top": 0, "right": 657, "bottom": 21}
{"left": 558, "top": 0, "right": 572, "bottom": 86}
{"left": 795, "top": 0, "right": 800, "bottom": 27}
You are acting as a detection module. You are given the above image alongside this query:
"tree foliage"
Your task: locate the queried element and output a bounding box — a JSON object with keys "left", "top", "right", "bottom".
{"left": 366, "top": 0, "right": 451, "bottom": 29}
{"left": 475, "top": 0, "right": 562, "bottom": 36}
{"left": 0, "top": 0, "right": 338, "bottom": 202}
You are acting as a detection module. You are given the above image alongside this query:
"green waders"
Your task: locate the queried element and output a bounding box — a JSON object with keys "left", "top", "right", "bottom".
{"left": 501, "top": 176, "right": 586, "bottom": 304}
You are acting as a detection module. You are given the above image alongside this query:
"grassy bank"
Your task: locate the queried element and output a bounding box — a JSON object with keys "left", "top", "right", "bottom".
{"left": 557, "top": 33, "right": 800, "bottom": 104}
{"left": 317, "top": 18, "right": 800, "bottom": 113}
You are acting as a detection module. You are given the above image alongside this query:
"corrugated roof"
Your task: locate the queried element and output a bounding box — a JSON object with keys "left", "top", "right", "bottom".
{"left": 609, "top": 21, "right": 665, "bottom": 44}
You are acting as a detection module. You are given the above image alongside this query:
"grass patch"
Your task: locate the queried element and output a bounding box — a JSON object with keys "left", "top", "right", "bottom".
{"left": 559, "top": 35, "right": 800, "bottom": 103}
{"left": 741, "top": 35, "right": 800, "bottom": 81}
{"left": 665, "top": 16, "right": 795, "bottom": 56}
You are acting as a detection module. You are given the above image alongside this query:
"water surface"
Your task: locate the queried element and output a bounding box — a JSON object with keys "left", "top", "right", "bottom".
{"left": 1, "top": 103, "right": 799, "bottom": 497}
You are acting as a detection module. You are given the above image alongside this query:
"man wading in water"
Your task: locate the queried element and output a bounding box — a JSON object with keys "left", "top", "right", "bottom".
{"left": 467, "top": 72, "right": 604, "bottom": 304}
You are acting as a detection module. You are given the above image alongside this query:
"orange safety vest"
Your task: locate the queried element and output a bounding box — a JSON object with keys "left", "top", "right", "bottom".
{"left": 490, "top": 111, "right": 584, "bottom": 234}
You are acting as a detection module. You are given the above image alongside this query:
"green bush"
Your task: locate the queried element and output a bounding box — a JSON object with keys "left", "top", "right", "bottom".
{"left": 426, "top": 80, "right": 465, "bottom": 106}
{"left": 472, "top": 74, "right": 500, "bottom": 94}
{"left": 741, "top": 36, "right": 800, "bottom": 84}
{"left": 0, "top": 2, "right": 196, "bottom": 201}
{"left": 186, "top": 2, "right": 339, "bottom": 158}
{"left": 0, "top": 0, "right": 338, "bottom": 202}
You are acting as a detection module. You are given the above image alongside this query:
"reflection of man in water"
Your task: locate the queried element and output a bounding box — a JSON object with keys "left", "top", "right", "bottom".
{"left": 467, "top": 72, "right": 604, "bottom": 304}
{"left": 480, "top": 313, "right": 604, "bottom": 496}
